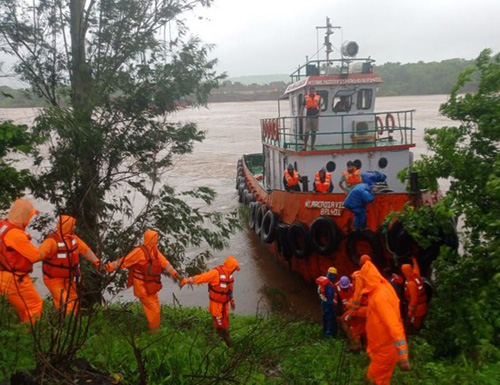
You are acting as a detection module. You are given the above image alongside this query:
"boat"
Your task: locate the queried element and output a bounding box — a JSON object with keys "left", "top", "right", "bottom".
{"left": 235, "top": 18, "right": 457, "bottom": 282}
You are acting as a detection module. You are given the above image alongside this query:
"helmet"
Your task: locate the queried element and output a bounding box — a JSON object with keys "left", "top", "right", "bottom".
{"left": 327, "top": 267, "right": 337, "bottom": 275}
{"left": 339, "top": 276, "right": 350, "bottom": 289}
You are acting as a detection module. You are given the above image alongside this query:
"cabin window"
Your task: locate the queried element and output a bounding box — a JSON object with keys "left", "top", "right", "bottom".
{"left": 332, "top": 92, "right": 353, "bottom": 113}
{"left": 357, "top": 89, "right": 373, "bottom": 110}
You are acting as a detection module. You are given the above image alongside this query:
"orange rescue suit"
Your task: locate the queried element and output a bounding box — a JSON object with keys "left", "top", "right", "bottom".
{"left": 0, "top": 199, "right": 44, "bottom": 324}
{"left": 185, "top": 256, "right": 239, "bottom": 330}
{"left": 402, "top": 260, "right": 427, "bottom": 331}
{"left": 106, "top": 230, "right": 178, "bottom": 332}
{"left": 40, "top": 215, "right": 100, "bottom": 313}
{"left": 305, "top": 94, "right": 321, "bottom": 109}
{"left": 283, "top": 170, "right": 299, "bottom": 187}
{"left": 314, "top": 172, "right": 332, "bottom": 193}
{"left": 342, "top": 168, "right": 362, "bottom": 187}
{"left": 361, "top": 261, "right": 409, "bottom": 385}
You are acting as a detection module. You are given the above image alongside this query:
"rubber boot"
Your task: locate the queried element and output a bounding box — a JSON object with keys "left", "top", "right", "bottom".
{"left": 217, "top": 329, "right": 233, "bottom": 348}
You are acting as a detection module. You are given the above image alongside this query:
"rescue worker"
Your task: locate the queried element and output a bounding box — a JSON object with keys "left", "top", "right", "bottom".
{"left": 360, "top": 260, "right": 411, "bottom": 384}
{"left": 105, "top": 230, "right": 180, "bottom": 333}
{"left": 299, "top": 87, "right": 321, "bottom": 151}
{"left": 401, "top": 257, "right": 427, "bottom": 333}
{"left": 39, "top": 215, "right": 101, "bottom": 314}
{"left": 341, "top": 255, "right": 371, "bottom": 352}
{"left": 333, "top": 95, "right": 351, "bottom": 113}
{"left": 0, "top": 199, "right": 45, "bottom": 324}
{"left": 339, "top": 161, "right": 362, "bottom": 194}
{"left": 343, "top": 182, "right": 374, "bottom": 230}
{"left": 283, "top": 164, "right": 302, "bottom": 192}
{"left": 315, "top": 267, "right": 337, "bottom": 338}
{"left": 335, "top": 275, "right": 354, "bottom": 314}
{"left": 179, "top": 256, "right": 240, "bottom": 347}
{"left": 313, "top": 167, "right": 333, "bottom": 193}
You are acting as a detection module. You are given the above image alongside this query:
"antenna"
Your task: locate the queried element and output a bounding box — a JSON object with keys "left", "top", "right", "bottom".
{"left": 316, "top": 17, "right": 341, "bottom": 63}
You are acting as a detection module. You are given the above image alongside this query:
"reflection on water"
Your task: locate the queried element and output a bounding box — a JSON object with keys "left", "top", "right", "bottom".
{"left": 0, "top": 95, "right": 453, "bottom": 319}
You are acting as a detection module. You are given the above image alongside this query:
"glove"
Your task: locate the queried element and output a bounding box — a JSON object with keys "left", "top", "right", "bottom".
{"left": 179, "top": 278, "right": 188, "bottom": 289}
{"left": 105, "top": 263, "right": 114, "bottom": 273}
{"left": 230, "top": 300, "right": 236, "bottom": 311}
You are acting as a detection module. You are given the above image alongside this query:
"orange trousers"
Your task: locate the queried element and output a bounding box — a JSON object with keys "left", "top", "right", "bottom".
{"left": 350, "top": 316, "right": 366, "bottom": 341}
{"left": 0, "top": 271, "right": 43, "bottom": 324}
{"left": 209, "top": 300, "right": 230, "bottom": 330}
{"left": 139, "top": 293, "right": 161, "bottom": 332}
{"left": 43, "top": 276, "right": 79, "bottom": 314}
{"left": 367, "top": 346, "right": 399, "bottom": 385}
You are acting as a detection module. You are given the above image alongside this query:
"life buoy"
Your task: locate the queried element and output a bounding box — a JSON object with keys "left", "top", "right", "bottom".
{"left": 272, "top": 120, "right": 279, "bottom": 141}
{"left": 288, "top": 222, "right": 311, "bottom": 259}
{"left": 276, "top": 224, "right": 292, "bottom": 261}
{"left": 249, "top": 202, "right": 257, "bottom": 229}
{"left": 346, "top": 229, "right": 384, "bottom": 267}
{"left": 376, "top": 116, "right": 384, "bottom": 135}
{"left": 261, "top": 210, "right": 278, "bottom": 243}
{"left": 310, "top": 216, "right": 342, "bottom": 256}
{"left": 255, "top": 204, "right": 268, "bottom": 236}
{"left": 386, "top": 113, "right": 395, "bottom": 133}
{"left": 265, "top": 120, "right": 271, "bottom": 139}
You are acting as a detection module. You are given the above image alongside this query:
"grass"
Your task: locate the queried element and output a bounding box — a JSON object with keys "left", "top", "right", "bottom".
{"left": 0, "top": 300, "right": 499, "bottom": 384}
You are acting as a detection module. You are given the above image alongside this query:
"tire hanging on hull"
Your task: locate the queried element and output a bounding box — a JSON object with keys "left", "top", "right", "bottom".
{"left": 288, "top": 222, "right": 311, "bottom": 259}
{"left": 310, "top": 216, "right": 342, "bottom": 256}
{"left": 261, "top": 210, "right": 278, "bottom": 243}
{"left": 276, "top": 223, "right": 292, "bottom": 261}
{"left": 346, "top": 229, "right": 384, "bottom": 267}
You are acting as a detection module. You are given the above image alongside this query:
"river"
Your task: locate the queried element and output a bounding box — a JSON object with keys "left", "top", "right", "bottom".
{"left": 0, "top": 95, "right": 453, "bottom": 321}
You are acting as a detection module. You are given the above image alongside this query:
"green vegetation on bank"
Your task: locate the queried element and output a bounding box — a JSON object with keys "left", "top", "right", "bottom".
{"left": 1, "top": 303, "right": 498, "bottom": 385}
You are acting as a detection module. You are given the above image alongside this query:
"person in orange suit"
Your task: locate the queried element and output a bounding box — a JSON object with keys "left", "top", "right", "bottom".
{"left": 39, "top": 215, "right": 101, "bottom": 314}
{"left": 401, "top": 257, "right": 427, "bottom": 333}
{"left": 341, "top": 255, "right": 371, "bottom": 352}
{"left": 360, "top": 260, "right": 411, "bottom": 384}
{"left": 106, "top": 230, "right": 180, "bottom": 333}
{"left": 180, "top": 256, "right": 240, "bottom": 347}
{"left": 0, "top": 199, "right": 45, "bottom": 324}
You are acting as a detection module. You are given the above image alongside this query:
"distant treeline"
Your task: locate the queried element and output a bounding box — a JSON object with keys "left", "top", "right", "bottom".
{"left": 0, "top": 58, "right": 478, "bottom": 107}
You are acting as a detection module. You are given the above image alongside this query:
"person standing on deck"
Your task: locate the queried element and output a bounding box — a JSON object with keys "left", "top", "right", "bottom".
{"left": 339, "top": 161, "right": 362, "bottom": 194}
{"left": 313, "top": 168, "right": 333, "bottom": 193}
{"left": 283, "top": 164, "right": 302, "bottom": 191}
{"left": 299, "top": 87, "right": 321, "bottom": 151}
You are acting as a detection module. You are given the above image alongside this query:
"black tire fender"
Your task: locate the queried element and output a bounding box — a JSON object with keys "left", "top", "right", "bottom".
{"left": 276, "top": 223, "right": 293, "bottom": 261}
{"left": 255, "top": 204, "right": 268, "bottom": 236}
{"left": 244, "top": 190, "right": 255, "bottom": 205}
{"left": 288, "top": 222, "right": 311, "bottom": 259}
{"left": 249, "top": 202, "right": 257, "bottom": 229}
{"left": 310, "top": 216, "right": 342, "bottom": 256}
{"left": 261, "top": 210, "right": 278, "bottom": 243}
{"left": 238, "top": 182, "right": 246, "bottom": 203}
{"left": 346, "top": 229, "right": 384, "bottom": 267}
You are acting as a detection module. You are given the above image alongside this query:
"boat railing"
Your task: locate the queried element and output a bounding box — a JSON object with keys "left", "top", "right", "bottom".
{"left": 260, "top": 110, "right": 415, "bottom": 151}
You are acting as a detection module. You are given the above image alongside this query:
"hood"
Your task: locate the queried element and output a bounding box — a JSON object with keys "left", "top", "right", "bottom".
{"left": 223, "top": 255, "right": 240, "bottom": 274}
{"left": 359, "top": 260, "right": 388, "bottom": 293}
{"left": 143, "top": 230, "right": 159, "bottom": 249}
{"left": 401, "top": 264, "right": 413, "bottom": 279}
{"left": 7, "top": 199, "right": 38, "bottom": 228}
{"left": 57, "top": 215, "right": 76, "bottom": 237}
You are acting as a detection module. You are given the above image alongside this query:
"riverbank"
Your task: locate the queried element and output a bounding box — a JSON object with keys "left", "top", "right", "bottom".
{"left": 0, "top": 303, "right": 497, "bottom": 384}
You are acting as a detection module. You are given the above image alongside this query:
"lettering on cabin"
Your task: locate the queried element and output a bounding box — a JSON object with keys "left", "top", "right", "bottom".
{"left": 304, "top": 200, "right": 345, "bottom": 216}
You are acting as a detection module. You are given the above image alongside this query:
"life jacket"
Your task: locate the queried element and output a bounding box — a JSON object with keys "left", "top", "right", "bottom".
{"left": 305, "top": 94, "right": 321, "bottom": 109}
{"left": 129, "top": 246, "right": 163, "bottom": 296}
{"left": 314, "top": 172, "right": 331, "bottom": 193}
{"left": 404, "top": 275, "right": 427, "bottom": 309}
{"left": 342, "top": 168, "right": 362, "bottom": 187}
{"left": 209, "top": 265, "right": 234, "bottom": 304}
{"left": 316, "top": 276, "right": 334, "bottom": 302}
{"left": 0, "top": 220, "right": 34, "bottom": 276}
{"left": 284, "top": 170, "right": 299, "bottom": 187}
{"left": 42, "top": 233, "right": 80, "bottom": 278}
{"left": 335, "top": 282, "right": 354, "bottom": 309}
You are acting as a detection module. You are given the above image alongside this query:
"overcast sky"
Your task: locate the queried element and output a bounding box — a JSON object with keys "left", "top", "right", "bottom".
{"left": 188, "top": 0, "right": 500, "bottom": 77}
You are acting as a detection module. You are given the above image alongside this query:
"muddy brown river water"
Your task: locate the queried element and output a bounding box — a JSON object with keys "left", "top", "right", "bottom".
{"left": 0, "top": 95, "right": 453, "bottom": 320}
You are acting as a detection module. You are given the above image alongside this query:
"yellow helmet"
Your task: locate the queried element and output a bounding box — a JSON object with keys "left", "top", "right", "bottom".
{"left": 327, "top": 267, "right": 337, "bottom": 275}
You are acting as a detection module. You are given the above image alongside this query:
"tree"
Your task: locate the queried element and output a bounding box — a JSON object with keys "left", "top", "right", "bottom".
{"left": 0, "top": 121, "right": 33, "bottom": 210}
{"left": 407, "top": 49, "right": 500, "bottom": 357}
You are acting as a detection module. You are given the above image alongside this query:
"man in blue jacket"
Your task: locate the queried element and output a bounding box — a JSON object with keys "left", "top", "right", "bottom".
{"left": 343, "top": 172, "right": 386, "bottom": 230}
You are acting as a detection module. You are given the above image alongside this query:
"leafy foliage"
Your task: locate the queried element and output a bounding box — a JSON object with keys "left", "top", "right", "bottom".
{"left": 0, "top": 121, "right": 33, "bottom": 209}
{"left": 405, "top": 49, "right": 500, "bottom": 357}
